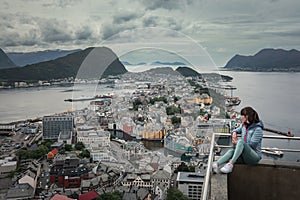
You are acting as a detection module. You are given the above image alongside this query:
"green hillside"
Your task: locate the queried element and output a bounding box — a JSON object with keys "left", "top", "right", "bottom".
{"left": 0, "top": 47, "right": 127, "bottom": 81}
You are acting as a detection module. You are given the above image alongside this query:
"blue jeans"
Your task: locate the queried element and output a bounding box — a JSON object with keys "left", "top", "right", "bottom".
{"left": 217, "top": 140, "right": 260, "bottom": 165}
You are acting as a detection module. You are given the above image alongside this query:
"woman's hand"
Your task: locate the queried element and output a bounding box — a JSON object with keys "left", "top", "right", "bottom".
{"left": 232, "top": 132, "right": 237, "bottom": 144}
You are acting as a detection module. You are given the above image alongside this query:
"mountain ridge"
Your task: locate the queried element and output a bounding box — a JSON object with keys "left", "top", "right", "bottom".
{"left": 7, "top": 49, "right": 81, "bottom": 67}
{"left": 0, "top": 47, "right": 127, "bottom": 81}
{"left": 0, "top": 48, "right": 16, "bottom": 69}
{"left": 224, "top": 48, "right": 300, "bottom": 71}
{"left": 122, "top": 61, "right": 187, "bottom": 66}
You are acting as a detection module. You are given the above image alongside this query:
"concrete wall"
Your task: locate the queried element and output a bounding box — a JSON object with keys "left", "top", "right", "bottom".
{"left": 228, "top": 159, "right": 300, "bottom": 200}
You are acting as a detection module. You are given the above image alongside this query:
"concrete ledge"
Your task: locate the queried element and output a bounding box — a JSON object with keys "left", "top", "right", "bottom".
{"left": 211, "top": 173, "right": 227, "bottom": 200}
{"left": 228, "top": 160, "right": 300, "bottom": 200}
{"left": 259, "top": 159, "right": 300, "bottom": 168}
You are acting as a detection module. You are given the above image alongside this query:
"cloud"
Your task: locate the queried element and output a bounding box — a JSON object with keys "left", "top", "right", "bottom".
{"left": 139, "top": 0, "right": 193, "bottom": 10}
{"left": 101, "top": 21, "right": 138, "bottom": 41}
{"left": 42, "top": 0, "right": 82, "bottom": 8}
{"left": 101, "top": 10, "right": 145, "bottom": 40}
{"left": 143, "top": 16, "right": 160, "bottom": 27}
{"left": 39, "top": 19, "right": 74, "bottom": 43}
{"left": 3, "top": 1, "right": 9, "bottom": 9}
{"left": 142, "top": 14, "right": 183, "bottom": 31}
{"left": 0, "top": 12, "right": 100, "bottom": 50}
{"left": 1, "top": 0, "right": 300, "bottom": 65}
{"left": 75, "top": 26, "right": 93, "bottom": 40}
{"left": 113, "top": 10, "right": 142, "bottom": 24}
{"left": 262, "top": 28, "right": 300, "bottom": 38}
{"left": 0, "top": 14, "right": 41, "bottom": 47}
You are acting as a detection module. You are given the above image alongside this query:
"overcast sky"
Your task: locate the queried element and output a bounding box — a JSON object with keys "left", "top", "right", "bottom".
{"left": 1, "top": 0, "right": 300, "bottom": 66}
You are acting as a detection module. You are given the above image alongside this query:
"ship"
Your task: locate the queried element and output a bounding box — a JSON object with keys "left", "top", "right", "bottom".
{"left": 64, "top": 93, "right": 114, "bottom": 102}
{"left": 262, "top": 147, "right": 284, "bottom": 157}
{"left": 225, "top": 96, "right": 241, "bottom": 107}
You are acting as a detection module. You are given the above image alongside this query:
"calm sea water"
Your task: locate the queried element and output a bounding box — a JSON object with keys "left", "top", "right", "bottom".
{"left": 221, "top": 71, "right": 300, "bottom": 135}
{"left": 220, "top": 71, "right": 300, "bottom": 162}
{"left": 1, "top": 72, "right": 299, "bottom": 161}
{"left": 0, "top": 84, "right": 116, "bottom": 123}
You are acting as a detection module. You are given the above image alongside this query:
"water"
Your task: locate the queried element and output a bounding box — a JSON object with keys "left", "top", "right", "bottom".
{"left": 220, "top": 71, "right": 300, "bottom": 162}
{"left": 0, "top": 84, "right": 116, "bottom": 123}
{"left": 1, "top": 72, "right": 299, "bottom": 161}
{"left": 221, "top": 71, "right": 300, "bottom": 135}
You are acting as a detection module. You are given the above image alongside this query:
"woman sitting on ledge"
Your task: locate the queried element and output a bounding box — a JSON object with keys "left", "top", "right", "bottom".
{"left": 213, "top": 106, "right": 264, "bottom": 174}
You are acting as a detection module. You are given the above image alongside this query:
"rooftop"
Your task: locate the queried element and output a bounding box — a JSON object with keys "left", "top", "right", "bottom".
{"left": 177, "top": 172, "right": 205, "bottom": 183}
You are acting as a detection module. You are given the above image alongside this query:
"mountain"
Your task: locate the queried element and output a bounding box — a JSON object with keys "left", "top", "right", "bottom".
{"left": 176, "top": 66, "right": 201, "bottom": 77}
{"left": 152, "top": 61, "right": 187, "bottom": 66}
{"left": 7, "top": 49, "right": 81, "bottom": 67}
{"left": 143, "top": 67, "right": 180, "bottom": 75}
{"left": 0, "top": 47, "right": 128, "bottom": 81}
{"left": 121, "top": 61, "right": 147, "bottom": 66}
{"left": 224, "top": 48, "right": 300, "bottom": 71}
{"left": 0, "top": 48, "right": 16, "bottom": 69}
{"left": 176, "top": 66, "right": 233, "bottom": 81}
{"left": 122, "top": 61, "right": 187, "bottom": 66}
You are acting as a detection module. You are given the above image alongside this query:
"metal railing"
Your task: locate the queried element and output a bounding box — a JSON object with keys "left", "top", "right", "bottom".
{"left": 201, "top": 132, "right": 300, "bottom": 200}
{"left": 201, "top": 132, "right": 216, "bottom": 200}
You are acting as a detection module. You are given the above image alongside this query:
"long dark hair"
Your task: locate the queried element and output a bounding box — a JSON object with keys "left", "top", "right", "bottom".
{"left": 240, "top": 106, "right": 260, "bottom": 125}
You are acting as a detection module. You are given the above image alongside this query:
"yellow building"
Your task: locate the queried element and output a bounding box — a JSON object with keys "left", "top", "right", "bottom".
{"left": 142, "top": 128, "right": 166, "bottom": 140}
{"left": 186, "top": 95, "right": 213, "bottom": 105}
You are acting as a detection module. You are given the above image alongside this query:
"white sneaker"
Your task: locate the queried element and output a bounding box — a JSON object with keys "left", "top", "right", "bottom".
{"left": 220, "top": 163, "right": 233, "bottom": 174}
{"left": 212, "top": 162, "right": 219, "bottom": 173}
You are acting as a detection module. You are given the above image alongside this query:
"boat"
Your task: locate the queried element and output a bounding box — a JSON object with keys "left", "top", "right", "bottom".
{"left": 224, "top": 85, "right": 241, "bottom": 107}
{"left": 64, "top": 97, "right": 95, "bottom": 102}
{"left": 262, "top": 147, "right": 284, "bottom": 157}
{"left": 64, "top": 93, "right": 114, "bottom": 102}
{"left": 225, "top": 96, "right": 241, "bottom": 107}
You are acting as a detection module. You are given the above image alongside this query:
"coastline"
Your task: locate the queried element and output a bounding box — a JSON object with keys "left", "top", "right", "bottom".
{"left": 219, "top": 68, "right": 300, "bottom": 73}
{"left": 0, "top": 117, "right": 43, "bottom": 126}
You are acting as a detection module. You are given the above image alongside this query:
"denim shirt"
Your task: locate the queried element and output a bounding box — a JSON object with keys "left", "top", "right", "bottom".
{"left": 232, "top": 121, "right": 264, "bottom": 158}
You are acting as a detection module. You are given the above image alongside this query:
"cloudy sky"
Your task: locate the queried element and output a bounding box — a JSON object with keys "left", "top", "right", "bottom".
{"left": 1, "top": 0, "right": 300, "bottom": 66}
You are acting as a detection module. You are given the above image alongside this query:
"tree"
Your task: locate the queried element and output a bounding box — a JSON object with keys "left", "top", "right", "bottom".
{"left": 166, "top": 105, "right": 181, "bottom": 115}
{"left": 188, "top": 165, "right": 195, "bottom": 172}
{"left": 79, "top": 149, "right": 90, "bottom": 158}
{"left": 171, "top": 116, "right": 181, "bottom": 125}
{"left": 174, "top": 162, "right": 195, "bottom": 173}
{"left": 166, "top": 188, "right": 189, "bottom": 200}
{"left": 42, "top": 139, "right": 53, "bottom": 149}
{"left": 75, "top": 142, "right": 85, "bottom": 150}
{"left": 65, "top": 144, "right": 72, "bottom": 151}
{"left": 132, "top": 98, "right": 143, "bottom": 111}
{"left": 174, "top": 162, "right": 189, "bottom": 173}
{"left": 149, "top": 96, "right": 167, "bottom": 105}
{"left": 16, "top": 144, "right": 49, "bottom": 161}
{"left": 173, "top": 96, "right": 180, "bottom": 102}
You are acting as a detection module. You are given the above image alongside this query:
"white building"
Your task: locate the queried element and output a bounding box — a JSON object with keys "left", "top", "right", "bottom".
{"left": 177, "top": 172, "right": 205, "bottom": 200}
{"left": 90, "top": 149, "right": 117, "bottom": 162}
{"left": 77, "top": 129, "right": 110, "bottom": 148}
{"left": 58, "top": 130, "right": 73, "bottom": 144}
{"left": 121, "top": 173, "right": 152, "bottom": 189}
{"left": 0, "top": 157, "right": 17, "bottom": 174}
{"left": 151, "top": 169, "right": 171, "bottom": 186}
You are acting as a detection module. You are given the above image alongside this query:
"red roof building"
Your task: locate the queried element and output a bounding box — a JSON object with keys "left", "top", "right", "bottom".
{"left": 78, "top": 190, "right": 99, "bottom": 200}
{"left": 47, "top": 148, "right": 58, "bottom": 159}
{"left": 51, "top": 194, "right": 75, "bottom": 200}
